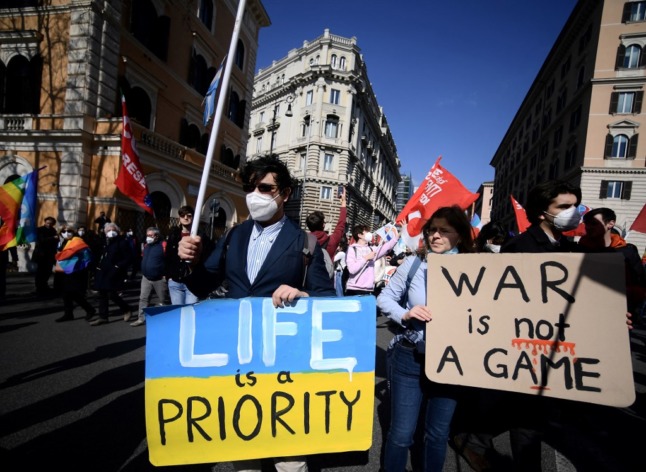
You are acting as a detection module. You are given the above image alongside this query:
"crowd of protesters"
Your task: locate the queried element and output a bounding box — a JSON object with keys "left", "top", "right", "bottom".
{"left": 1, "top": 169, "right": 645, "bottom": 471}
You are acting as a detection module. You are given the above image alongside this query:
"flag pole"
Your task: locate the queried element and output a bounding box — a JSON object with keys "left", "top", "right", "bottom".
{"left": 190, "top": 0, "right": 247, "bottom": 236}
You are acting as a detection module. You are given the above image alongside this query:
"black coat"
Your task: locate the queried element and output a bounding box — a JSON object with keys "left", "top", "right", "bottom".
{"left": 501, "top": 225, "right": 580, "bottom": 253}
{"left": 93, "top": 236, "right": 132, "bottom": 291}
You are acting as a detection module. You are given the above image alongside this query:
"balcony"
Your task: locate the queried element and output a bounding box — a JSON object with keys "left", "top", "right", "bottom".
{"left": 1, "top": 115, "right": 33, "bottom": 131}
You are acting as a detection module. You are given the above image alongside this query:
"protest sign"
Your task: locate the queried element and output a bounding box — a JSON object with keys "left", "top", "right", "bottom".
{"left": 145, "top": 296, "right": 376, "bottom": 466}
{"left": 424, "top": 253, "right": 635, "bottom": 407}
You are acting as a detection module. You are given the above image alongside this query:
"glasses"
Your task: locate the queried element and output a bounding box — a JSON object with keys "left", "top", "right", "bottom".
{"left": 179, "top": 214, "right": 193, "bottom": 219}
{"left": 427, "top": 227, "right": 457, "bottom": 237}
{"left": 243, "top": 183, "right": 279, "bottom": 194}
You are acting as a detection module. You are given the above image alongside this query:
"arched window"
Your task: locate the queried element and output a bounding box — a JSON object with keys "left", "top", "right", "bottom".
{"left": 198, "top": 0, "right": 213, "bottom": 29}
{"left": 339, "top": 56, "right": 346, "bottom": 70}
{"left": 227, "top": 90, "right": 240, "bottom": 124}
{"left": 127, "top": 87, "right": 152, "bottom": 128}
{"left": 189, "top": 51, "right": 209, "bottom": 94}
{"left": 613, "top": 134, "right": 628, "bottom": 158}
{"left": 220, "top": 145, "right": 235, "bottom": 167}
{"left": 624, "top": 44, "right": 641, "bottom": 68}
{"left": 235, "top": 39, "right": 245, "bottom": 70}
{"left": 331, "top": 54, "right": 337, "bottom": 69}
{"left": 150, "top": 191, "right": 171, "bottom": 229}
{"left": 2, "top": 54, "right": 41, "bottom": 114}
{"left": 198, "top": 133, "right": 209, "bottom": 155}
{"left": 130, "top": 0, "right": 170, "bottom": 61}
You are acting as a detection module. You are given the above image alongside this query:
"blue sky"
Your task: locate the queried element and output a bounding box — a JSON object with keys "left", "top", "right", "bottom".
{"left": 255, "top": 0, "right": 578, "bottom": 192}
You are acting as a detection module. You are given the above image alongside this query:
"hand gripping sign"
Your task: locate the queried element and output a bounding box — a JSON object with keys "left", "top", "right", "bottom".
{"left": 144, "top": 296, "right": 376, "bottom": 466}
{"left": 424, "top": 253, "right": 635, "bottom": 408}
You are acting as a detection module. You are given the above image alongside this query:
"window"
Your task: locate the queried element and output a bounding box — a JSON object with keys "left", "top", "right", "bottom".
{"left": 301, "top": 116, "right": 311, "bottom": 138}
{"left": 600, "top": 180, "right": 632, "bottom": 199}
{"left": 610, "top": 91, "right": 643, "bottom": 113}
{"left": 564, "top": 143, "right": 577, "bottom": 169}
{"left": 235, "top": 39, "right": 245, "bottom": 70}
{"left": 323, "top": 153, "right": 334, "bottom": 171}
{"left": 325, "top": 117, "right": 339, "bottom": 138}
{"left": 300, "top": 153, "right": 306, "bottom": 171}
{"left": 556, "top": 87, "right": 568, "bottom": 113}
{"left": 256, "top": 136, "right": 262, "bottom": 154}
{"left": 617, "top": 44, "right": 644, "bottom": 69}
{"left": 320, "top": 186, "right": 332, "bottom": 200}
{"left": 553, "top": 126, "right": 563, "bottom": 147}
{"left": 339, "top": 57, "right": 346, "bottom": 70}
{"left": 331, "top": 54, "right": 337, "bottom": 69}
{"left": 0, "top": 54, "right": 42, "bottom": 114}
{"left": 569, "top": 105, "right": 582, "bottom": 131}
{"left": 198, "top": 0, "right": 214, "bottom": 30}
{"left": 604, "top": 133, "right": 638, "bottom": 158}
{"left": 130, "top": 0, "right": 170, "bottom": 61}
{"left": 259, "top": 111, "right": 265, "bottom": 123}
{"left": 623, "top": 1, "right": 646, "bottom": 22}
{"left": 306, "top": 90, "right": 313, "bottom": 106}
{"left": 330, "top": 89, "right": 340, "bottom": 105}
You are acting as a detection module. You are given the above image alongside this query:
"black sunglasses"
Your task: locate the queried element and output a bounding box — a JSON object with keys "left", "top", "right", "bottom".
{"left": 243, "top": 183, "right": 279, "bottom": 193}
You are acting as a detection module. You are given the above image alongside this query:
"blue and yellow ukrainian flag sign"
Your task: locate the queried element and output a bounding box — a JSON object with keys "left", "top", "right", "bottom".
{"left": 145, "top": 296, "right": 376, "bottom": 466}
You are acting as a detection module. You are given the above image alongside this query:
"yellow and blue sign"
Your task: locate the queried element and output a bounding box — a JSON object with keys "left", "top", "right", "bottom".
{"left": 145, "top": 296, "right": 376, "bottom": 466}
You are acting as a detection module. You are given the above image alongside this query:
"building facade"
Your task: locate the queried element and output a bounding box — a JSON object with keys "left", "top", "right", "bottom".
{"left": 0, "top": 0, "right": 269, "bottom": 267}
{"left": 474, "top": 181, "right": 494, "bottom": 225}
{"left": 490, "top": 0, "right": 646, "bottom": 253}
{"left": 396, "top": 173, "right": 414, "bottom": 215}
{"left": 246, "top": 29, "right": 401, "bottom": 232}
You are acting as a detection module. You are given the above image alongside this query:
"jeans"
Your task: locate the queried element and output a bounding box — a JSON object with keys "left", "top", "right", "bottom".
{"left": 138, "top": 276, "right": 169, "bottom": 321}
{"left": 168, "top": 278, "right": 198, "bottom": 305}
{"left": 384, "top": 342, "right": 458, "bottom": 472}
{"left": 334, "top": 270, "right": 344, "bottom": 297}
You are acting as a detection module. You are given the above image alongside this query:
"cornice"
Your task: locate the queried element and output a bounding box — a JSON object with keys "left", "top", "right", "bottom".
{"left": 582, "top": 167, "right": 646, "bottom": 175}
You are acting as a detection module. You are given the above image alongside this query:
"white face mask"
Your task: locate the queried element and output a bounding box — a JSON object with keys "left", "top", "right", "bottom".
{"left": 127, "top": 231, "right": 133, "bottom": 236}
{"left": 146, "top": 237, "right": 155, "bottom": 245}
{"left": 545, "top": 206, "right": 581, "bottom": 231}
{"left": 106, "top": 230, "right": 118, "bottom": 238}
{"left": 485, "top": 243, "right": 501, "bottom": 253}
{"left": 246, "top": 191, "right": 281, "bottom": 222}
{"left": 364, "top": 232, "right": 373, "bottom": 243}
{"left": 61, "top": 231, "right": 73, "bottom": 240}
{"left": 77, "top": 230, "right": 85, "bottom": 236}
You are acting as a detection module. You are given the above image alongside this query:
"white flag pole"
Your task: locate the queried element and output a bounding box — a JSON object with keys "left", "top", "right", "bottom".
{"left": 191, "top": 0, "right": 247, "bottom": 236}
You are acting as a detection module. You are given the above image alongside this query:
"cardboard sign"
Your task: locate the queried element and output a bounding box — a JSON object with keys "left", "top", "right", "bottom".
{"left": 425, "top": 253, "right": 635, "bottom": 407}
{"left": 144, "top": 296, "right": 376, "bottom": 466}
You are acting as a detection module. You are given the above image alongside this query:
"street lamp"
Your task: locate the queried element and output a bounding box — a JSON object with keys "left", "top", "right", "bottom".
{"left": 268, "top": 97, "right": 293, "bottom": 156}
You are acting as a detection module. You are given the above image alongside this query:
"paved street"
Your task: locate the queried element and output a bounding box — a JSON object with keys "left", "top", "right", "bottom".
{"left": 1, "top": 271, "right": 645, "bottom": 471}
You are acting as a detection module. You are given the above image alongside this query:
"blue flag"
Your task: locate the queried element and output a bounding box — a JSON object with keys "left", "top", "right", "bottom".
{"left": 203, "top": 57, "right": 226, "bottom": 126}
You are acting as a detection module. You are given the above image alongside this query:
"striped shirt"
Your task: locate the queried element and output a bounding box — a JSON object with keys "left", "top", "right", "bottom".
{"left": 246, "top": 216, "right": 287, "bottom": 284}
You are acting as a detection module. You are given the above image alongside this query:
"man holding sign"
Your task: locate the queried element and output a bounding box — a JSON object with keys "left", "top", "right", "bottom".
{"left": 178, "top": 155, "right": 334, "bottom": 471}
{"left": 452, "top": 180, "right": 632, "bottom": 472}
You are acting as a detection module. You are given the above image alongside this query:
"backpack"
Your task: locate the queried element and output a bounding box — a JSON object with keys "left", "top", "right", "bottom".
{"left": 305, "top": 233, "right": 335, "bottom": 279}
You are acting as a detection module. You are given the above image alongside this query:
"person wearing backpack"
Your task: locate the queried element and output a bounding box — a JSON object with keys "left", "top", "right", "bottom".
{"left": 131, "top": 227, "right": 169, "bottom": 327}
{"left": 305, "top": 186, "right": 348, "bottom": 279}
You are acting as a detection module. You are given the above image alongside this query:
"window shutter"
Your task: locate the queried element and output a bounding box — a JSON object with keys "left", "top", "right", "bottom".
{"left": 623, "top": 181, "right": 632, "bottom": 200}
{"left": 599, "top": 180, "right": 608, "bottom": 199}
{"left": 628, "top": 133, "right": 638, "bottom": 158}
{"left": 636, "top": 91, "right": 644, "bottom": 113}
{"left": 609, "top": 92, "right": 619, "bottom": 114}
{"left": 641, "top": 46, "right": 646, "bottom": 68}
{"left": 616, "top": 45, "right": 626, "bottom": 69}
{"left": 623, "top": 3, "right": 632, "bottom": 22}
{"left": 604, "top": 134, "right": 614, "bottom": 157}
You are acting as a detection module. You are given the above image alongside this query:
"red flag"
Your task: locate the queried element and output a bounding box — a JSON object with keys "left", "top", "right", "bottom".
{"left": 630, "top": 202, "right": 646, "bottom": 233}
{"left": 510, "top": 195, "right": 531, "bottom": 233}
{"left": 396, "top": 157, "right": 479, "bottom": 236}
{"left": 115, "top": 96, "right": 153, "bottom": 215}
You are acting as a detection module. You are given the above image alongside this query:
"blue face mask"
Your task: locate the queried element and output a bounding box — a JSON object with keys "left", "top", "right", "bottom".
{"left": 443, "top": 246, "right": 460, "bottom": 255}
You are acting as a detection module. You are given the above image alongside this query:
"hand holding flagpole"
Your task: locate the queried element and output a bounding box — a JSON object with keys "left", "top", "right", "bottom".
{"left": 190, "top": 0, "right": 247, "bottom": 236}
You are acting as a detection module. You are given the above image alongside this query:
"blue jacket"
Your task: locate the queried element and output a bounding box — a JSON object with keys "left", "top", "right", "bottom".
{"left": 141, "top": 241, "right": 166, "bottom": 280}
{"left": 185, "top": 218, "right": 335, "bottom": 299}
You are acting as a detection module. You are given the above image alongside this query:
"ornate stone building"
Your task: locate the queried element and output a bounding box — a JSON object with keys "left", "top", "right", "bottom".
{"left": 246, "top": 29, "right": 401, "bottom": 232}
{"left": 490, "top": 0, "right": 646, "bottom": 253}
{"left": 0, "top": 0, "right": 269, "bottom": 265}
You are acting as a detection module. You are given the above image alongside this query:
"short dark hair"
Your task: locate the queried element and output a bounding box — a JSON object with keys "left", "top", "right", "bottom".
{"left": 583, "top": 207, "right": 616, "bottom": 225}
{"left": 240, "top": 155, "right": 294, "bottom": 194}
{"left": 422, "top": 206, "right": 475, "bottom": 254}
{"left": 476, "top": 221, "right": 508, "bottom": 251}
{"left": 306, "top": 211, "right": 325, "bottom": 232}
{"left": 178, "top": 205, "right": 194, "bottom": 217}
{"left": 352, "top": 224, "right": 368, "bottom": 242}
{"left": 44, "top": 216, "right": 56, "bottom": 224}
{"left": 525, "top": 180, "right": 581, "bottom": 225}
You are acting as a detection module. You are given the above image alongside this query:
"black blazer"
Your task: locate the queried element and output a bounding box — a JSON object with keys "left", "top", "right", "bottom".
{"left": 186, "top": 218, "right": 335, "bottom": 299}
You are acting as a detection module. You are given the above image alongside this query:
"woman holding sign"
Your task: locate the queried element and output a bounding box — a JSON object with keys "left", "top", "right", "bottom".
{"left": 377, "top": 206, "right": 474, "bottom": 472}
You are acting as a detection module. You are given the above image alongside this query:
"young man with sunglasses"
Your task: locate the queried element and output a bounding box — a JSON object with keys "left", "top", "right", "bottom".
{"left": 178, "top": 155, "right": 334, "bottom": 472}
{"left": 166, "top": 205, "right": 212, "bottom": 305}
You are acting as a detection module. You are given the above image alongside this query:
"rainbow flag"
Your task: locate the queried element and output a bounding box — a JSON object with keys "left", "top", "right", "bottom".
{"left": 0, "top": 170, "right": 38, "bottom": 251}
{"left": 55, "top": 237, "right": 92, "bottom": 274}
